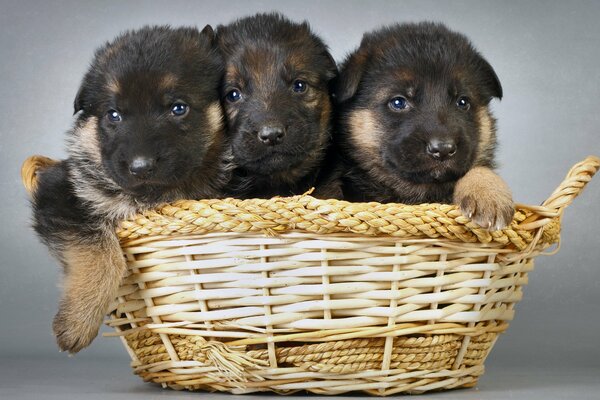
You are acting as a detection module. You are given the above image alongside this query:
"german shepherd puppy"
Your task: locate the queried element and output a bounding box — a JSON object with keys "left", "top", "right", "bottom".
{"left": 30, "top": 26, "right": 230, "bottom": 353}
{"left": 335, "top": 22, "right": 513, "bottom": 230}
{"left": 216, "top": 13, "right": 340, "bottom": 198}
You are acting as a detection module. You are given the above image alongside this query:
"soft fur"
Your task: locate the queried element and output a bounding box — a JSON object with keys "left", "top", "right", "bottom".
{"left": 216, "top": 13, "right": 340, "bottom": 198}
{"left": 31, "top": 25, "right": 231, "bottom": 353}
{"left": 335, "top": 22, "right": 513, "bottom": 230}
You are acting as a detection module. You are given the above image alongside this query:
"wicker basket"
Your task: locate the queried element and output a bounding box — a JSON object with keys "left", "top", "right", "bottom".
{"left": 22, "top": 156, "right": 599, "bottom": 395}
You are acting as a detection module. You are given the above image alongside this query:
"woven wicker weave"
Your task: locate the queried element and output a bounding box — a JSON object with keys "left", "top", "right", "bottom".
{"left": 22, "top": 155, "right": 599, "bottom": 395}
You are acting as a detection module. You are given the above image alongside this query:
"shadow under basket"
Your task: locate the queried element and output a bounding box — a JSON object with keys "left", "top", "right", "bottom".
{"left": 23, "top": 156, "right": 600, "bottom": 395}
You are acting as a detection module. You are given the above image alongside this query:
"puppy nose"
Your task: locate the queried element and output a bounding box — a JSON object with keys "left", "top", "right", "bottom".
{"left": 257, "top": 125, "right": 285, "bottom": 146}
{"left": 426, "top": 139, "right": 457, "bottom": 160}
{"left": 128, "top": 156, "right": 156, "bottom": 178}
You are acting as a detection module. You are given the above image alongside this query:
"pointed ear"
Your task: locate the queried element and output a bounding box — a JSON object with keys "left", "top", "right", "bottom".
{"left": 300, "top": 20, "right": 311, "bottom": 31}
{"left": 335, "top": 49, "right": 369, "bottom": 103}
{"left": 323, "top": 52, "right": 339, "bottom": 97}
{"left": 200, "top": 24, "right": 215, "bottom": 44}
{"left": 323, "top": 50, "right": 338, "bottom": 81}
{"left": 479, "top": 58, "right": 503, "bottom": 100}
{"left": 73, "top": 83, "right": 86, "bottom": 115}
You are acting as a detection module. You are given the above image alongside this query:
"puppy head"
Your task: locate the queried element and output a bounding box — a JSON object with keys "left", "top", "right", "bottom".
{"left": 217, "top": 13, "right": 337, "bottom": 180}
{"left": 337, "top": 22, "right": 502, "bottom": 186}
{"left": 72, "top": 25, "right": 224, "bottom": 199}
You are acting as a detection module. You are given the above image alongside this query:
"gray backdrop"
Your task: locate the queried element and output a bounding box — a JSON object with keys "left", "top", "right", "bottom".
{"left": 1, "top": 0, "right": 599, "bottom": 380}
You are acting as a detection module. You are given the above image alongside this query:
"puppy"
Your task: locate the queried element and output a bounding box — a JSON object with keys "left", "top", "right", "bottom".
{"left": 335, "top": 22, "right": 514, "bottom": 230}
{"left": 30, "top": 25, "right": 230, "bottom": 353}
{"left": 216, "top": 13, "right": 340, "bottom": 198}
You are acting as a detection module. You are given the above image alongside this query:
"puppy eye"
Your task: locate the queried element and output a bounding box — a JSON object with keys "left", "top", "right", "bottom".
{"left": 292, "top": 80, "right": 308, "bottom": 93}
{"left": 106, "top": 109, "right": 122, "bottom": 122}
{"left": 457, "top": 96, "right": 471, "bottom": 110}
{"left": 388, "top": 96, "right": 409, "bottom": 111}
{"left": 226, "top": 89, "right": 242, "bottom": 103}
{"left": 171, "top": 102, "right": 189, "bottom": 117}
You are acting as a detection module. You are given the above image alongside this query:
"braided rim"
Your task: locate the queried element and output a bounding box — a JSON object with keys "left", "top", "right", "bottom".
{"left": 21, "top": 155, "right": 599, "bottom": 251}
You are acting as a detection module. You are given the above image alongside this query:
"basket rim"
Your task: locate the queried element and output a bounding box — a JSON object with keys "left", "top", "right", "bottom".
{"left": 21, "top": 155, "right": 599, "bottom": 251}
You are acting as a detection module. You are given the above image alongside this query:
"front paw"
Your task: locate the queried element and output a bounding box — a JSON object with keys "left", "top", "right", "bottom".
{"left": 457, "top": 191, "right": 514, "bottom": 231}
{"left": 53, "top": 301, "right": 102, "bottom": 354}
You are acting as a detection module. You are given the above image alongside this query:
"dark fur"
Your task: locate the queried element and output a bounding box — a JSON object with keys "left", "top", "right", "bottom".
{"left": 31, "top": 26, "right": 231, "bottom": 352}
{"left": 216, "top": 13, "right": 339, "bottom": 198}
{"left": 335, "top": 22, "right": 513, "bottom": 229}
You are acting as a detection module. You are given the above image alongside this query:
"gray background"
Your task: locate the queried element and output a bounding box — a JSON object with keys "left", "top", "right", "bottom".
{"left": 1, "top": 0, "right": 599, "bottom": 398}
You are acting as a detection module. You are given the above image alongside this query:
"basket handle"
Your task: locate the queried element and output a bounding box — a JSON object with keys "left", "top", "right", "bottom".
{"left": 21, "top": 155, "right": 60, "bottom": 196}
{"left": 540, "top": 155, "right": 600, "bottom": 215}
{"left": 514, "top": 155, "right": 599, "bottom": 230}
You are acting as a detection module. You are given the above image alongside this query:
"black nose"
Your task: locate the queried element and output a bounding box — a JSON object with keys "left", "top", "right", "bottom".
{"left": 257, "top": 125, "right": 285, "bottom": 146}
{"left": 128, "top": 156, "right": 156, "bottom": 178}
{"left": 426, "top": 139, "right": 457, "bottom": 160}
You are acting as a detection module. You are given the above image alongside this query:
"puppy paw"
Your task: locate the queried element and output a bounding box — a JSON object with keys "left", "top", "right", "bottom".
{"left": 53, "top": 302, "right": 102, "bottom": 354}
{"left": 454, "top": 167, "right": 514, "bottom": 231}
{"left": 457, "top": 192, "right": 514, "bottom": 231}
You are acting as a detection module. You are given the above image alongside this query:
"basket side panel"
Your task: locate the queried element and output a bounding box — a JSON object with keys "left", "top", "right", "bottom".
{"left": 108, "top": 232, "right": 534, "bottom": 395}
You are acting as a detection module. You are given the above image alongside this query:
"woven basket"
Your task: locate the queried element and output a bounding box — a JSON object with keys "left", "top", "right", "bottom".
{"left": 22, "top": 156, "right": 599, "bottom": 395}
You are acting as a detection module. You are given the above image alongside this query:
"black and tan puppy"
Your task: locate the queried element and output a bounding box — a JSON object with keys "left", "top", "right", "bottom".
{"left": 336, "top": 22, "right": 513, "bottom": 230}
{"left": 216, "top": 13, "right": 339, "bottom": 198}
{"left": 30, "top": 26, "right": 230, "bottom": 352}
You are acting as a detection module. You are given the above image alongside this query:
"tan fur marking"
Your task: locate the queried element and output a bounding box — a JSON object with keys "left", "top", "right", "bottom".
{"left": 287, "top": 51, "right": 309, "bottom": 71}
{"left": 159, "top": 73, "right": 178, "bottom": 89}
{"left": 53, "top": 231, "right": 127, "bottom": 353}
{"left": 454, "top": 166, "right": 514, "bottom": 231}
{"left": 476, "top": 107, "right": 493, "bottom": 162}
{"left": 106, "top": 78, "right": 120, "bottom": 94}
{"left": 77, "top": 116, "right": 102, "bottom": 165}
{"left": 206, "top": 102, "right": 225, "bottom": 138}
{"left": 304, "top": 90, "right": 322, "bottom": 108}
{"left": 225, "top": 105, "right": 239, "bottom": 121}
{"left": 225, "top": 64, "right": 241, "bottom": 83}
{"left": 393, "top": 68, "right": 415, "bottom": 82}
{"left": 348, "top": 109, "right": 382, "bottom": 160}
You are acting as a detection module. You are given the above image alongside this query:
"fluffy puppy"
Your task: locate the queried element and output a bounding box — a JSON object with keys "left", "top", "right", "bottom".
{"left": 30, "top": 25, "right": 230, "bottom": 353}
{"left": 335, "top": 22, "right": 513, "bottom": 230}
{"left": 216, "top": 13, "right": 339, "bottom": 198}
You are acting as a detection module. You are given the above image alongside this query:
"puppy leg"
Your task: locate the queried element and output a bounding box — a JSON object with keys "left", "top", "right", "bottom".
{"left": 453, "top": 166, "right": 514, "bottom": 231}
{"left": 31, "top": 162, "right": 127, "bottom": 353}
{"left": 53, "top": 228, "right": 126, "bottom": 353}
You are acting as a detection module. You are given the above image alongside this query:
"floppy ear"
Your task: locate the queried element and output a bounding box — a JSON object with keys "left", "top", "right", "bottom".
{"left": 335, "top": 49, "right": 368, "bottom": 103}
{"left": 479, "top": 58, "right": 503, "bottom": 100}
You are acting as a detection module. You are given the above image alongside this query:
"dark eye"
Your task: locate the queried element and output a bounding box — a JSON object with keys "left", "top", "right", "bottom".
{"left": 106, "top": 109, "right": 122, "bottom": 122}
{"left": 457, "top": 96, "right": 471, "bottom": 110}
{"left": 389, "top": 96, "right": 409, "bottom": 111}
{"left": 292, "top": 80, "right": 307, "bottom": 93}
{"left": 226, "top": 89, "right": 242, "bottom": 103}
{"left": 171, "top": 102, "right": 189, "bottom": 117}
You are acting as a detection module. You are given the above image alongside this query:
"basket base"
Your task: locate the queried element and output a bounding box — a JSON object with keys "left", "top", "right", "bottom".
{"left": 135, "top": 368, "right": 482, "bottom": 395}
{"left": 122, "top": 330, "right": 496, "bottom": 395}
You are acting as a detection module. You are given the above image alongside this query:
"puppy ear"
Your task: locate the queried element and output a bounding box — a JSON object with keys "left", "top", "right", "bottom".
{"left": 200, "top": 24, "right": 216, "bottom": 44}
{"left": 323, "top": 51, "right": 338, "bottom": 81}
{"left": 73, "top": 83, "right": 87, "bottom": 115}
{"left": 335, "top": 49, "right": 368, "bottom": 103}
{"left": 479, "top": 58, "right": 503, "bottom": 100}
